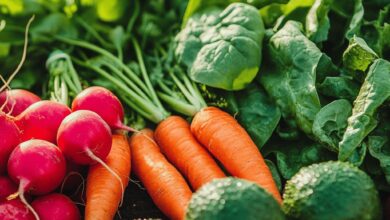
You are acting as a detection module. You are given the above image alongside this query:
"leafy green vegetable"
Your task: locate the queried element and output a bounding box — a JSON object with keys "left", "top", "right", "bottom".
{"left": 312, "top": 99, "right": 352, "bottom": 152}
{"left": 343, "top": 36, "right": 379, "bottom": 72}
{"left": 368, "top": 136, "right": 390, "bottom": 184}
{"left": 234, "top": 83, "right": 281, "bottom": 148}
{"left": 259, "top": 21, "right": 323, "bottom": 136}
{"left": 268, "top": 140, "right": 335, "bottom": 179}
{"left": 175, "top": 3, "right": 265, "bottom": 91}
{"left": 306, "top": 0, "right": 332, "bottom": 43}
{"left": 318, "top": 76, "right": 360, "bottom": 101}
{"left": 338, "top": 59, "right": 390, "bottom": 162}
{"left": 265, "top": 159, "right": 282, "bottom": 192}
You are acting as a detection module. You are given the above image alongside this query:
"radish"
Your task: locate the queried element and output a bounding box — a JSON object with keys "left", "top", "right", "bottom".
{"left": 0, "top": 112, "right": 20, "bottom": 174}
{"left": 32, "top": 193, "right": 80, "bottom": 220}
{"left": 7, "top": 139, "right": 66, "bottom": 220}
{"left": 14, "top": 100, "right": 71, "bottom": 143}
{"left": 0, "top": 89, "right": 41, "bottom": 117}
{"left": 71, "top": 86, "right": 135, "bottom": 132}
{"left": 0, "top": 199, "right": 34, "bottom": 220}
{"left": 0, "top": 176, "right": 17, "bottom": 201}
{"left": 57, "top": 110, "right": 112, "bottom": 165}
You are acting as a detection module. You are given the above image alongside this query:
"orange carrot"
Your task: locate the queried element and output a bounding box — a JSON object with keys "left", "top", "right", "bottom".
{"left": 85, "top": 134, "right": 131, "bottom": 220}
{"left": 191, "top": 107, "right": 282, "bottom": 203}
{"left": 155, "top": 116, "right": 225, "bottom": 190}
{"left": 129, "top": 129, "right": 192, "bottom": 220}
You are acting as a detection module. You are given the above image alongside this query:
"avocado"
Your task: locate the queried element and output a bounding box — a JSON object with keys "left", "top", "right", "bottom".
{"left": 283, "top": 161, "right": 381, "bottom": 220}
{"left": 185, "top": 177, "right": 285, "bottom": 220}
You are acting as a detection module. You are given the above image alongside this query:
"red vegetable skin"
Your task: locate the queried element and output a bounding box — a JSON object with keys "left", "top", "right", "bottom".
{"left": 32, "top": 193, "right": 81, "bottom": 220}
{"left": 57, "top": 110, "right": 112, "bottom": 165}
{"left": 0, "top": 199, "right": 35, "bottom": 220}
{"left": 14, "top": 100, "right": 71, "bottom": 144}
{"left": 0, "top": 89, "right": 41, "bottom": 117}
{"left": 0, "top": 176, "right": 17, "bottom": 201}
{"left": 0, "top": 113, "right": 20, "bottom": 174}
{"left": 71, "top": 86, "right": 133, "bottom": 132}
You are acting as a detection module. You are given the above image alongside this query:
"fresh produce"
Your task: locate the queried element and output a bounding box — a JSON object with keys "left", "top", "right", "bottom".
{"left": 7, "top": 139, "right": 67, "bottom": 219}
{"left": 130, "top": 129, "right": 192, "bottom": 220}
{"left": 0, "top": 176, "right": 17, "bottom": 201}
{"left": 14, "top": 100, "right": 71, "bottom": 143}
{"left": 154, "top": 116, "right": 226, "bottom": 190}
{"left": 176, "top": 3, "right": 265, "bottom": 90}
{"left": 186, "top": 177, "right": 285, "bottom": 220}
{"left": 57, "top": 110, "right": 112, "bottom": 165}
{"left": 1, "top": 0, "right": 389, "bottom": 219}
{"left": 31, "top": 194, "right": 80, "bottom": 220}
{"left": 0, "top": 199, "right": 34, "bottom": 220}
{"left": 0, "top": 89, "right": 41, "bottom": 116}
{"left": 0, "top": 113, "right": 20, "bottom": 174}
{"left": 283, "top": 161, "right": 381, "bottom": 220}
{"left": 85, "top": 134, "right": 131, "bottom": 220}
{"left": 191, "top": 106, "right": 282, "bottom": 203}
{"left": 71, "top": 86, "right": 134, "bottom": 132}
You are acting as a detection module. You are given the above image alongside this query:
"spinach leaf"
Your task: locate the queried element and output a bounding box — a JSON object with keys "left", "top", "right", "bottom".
{"left": 175, "top": 3, "right": 265, "bottom": 90}
{"left": 312, "top": 99, "right": 352, "bottom": 152}
{"left": 268, "top": 139, "right": 335, "bottom": 179}
{"left": 338, "top": 59, "right": 390, "bottom": 162}
{"left": 318, "top": 76, "right": 360, "bottom": 101}
{"left": 368, "top": 136, "right": 390, "bottom": 184}
{"left": 259, "top": 21, "right": 323, "bottom": 136}
{"left": 343, "top": 36, "right": 379, "bottom": 72}
{"left": 234, "top": 83, "right": 281, "bottom": 148}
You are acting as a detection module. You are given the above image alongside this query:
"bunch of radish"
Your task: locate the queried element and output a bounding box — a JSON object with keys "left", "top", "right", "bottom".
{"left": 0, "top": 86, "right": 130, "bottom": 220}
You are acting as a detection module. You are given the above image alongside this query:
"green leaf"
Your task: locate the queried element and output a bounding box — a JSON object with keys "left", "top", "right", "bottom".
{"left": 343, "top": 36, "right": 378, "bottom": 72}
{"left": 306, "top": 0, "right": 332, "bottom": 43}
{"left": 234, "top": 83, "right": 281, "bottom": 148}
{"left": 339, "top": 59, "right": 390, "bottom": 162}
{"left": 312, "top": 99, "right": 352, "bottom": 152}
{"left": 318, "top": 76, "right": 360, "bottom": 101}
{"left": 259, "top": 21, "right": 322, "bottom": 136}
{"left": 269, "top": 140, "right": 335, "bottom": 179}
{"left": 95, "top": 0, "right": 129, "bottom": 22}
{"left": 176, "top": 3, "right": 265, "bottom": 90}
{"left": 368, "top": 136, "right": 390, "bottom": 184}
{"left": 31, "top": 13, "right": 78, "bottom": 42}
{"left": 265, "top": 159, "right": 282, "bottom": 192}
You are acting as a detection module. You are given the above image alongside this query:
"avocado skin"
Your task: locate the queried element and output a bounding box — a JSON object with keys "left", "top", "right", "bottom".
{"left": 185, "top": 177, "right": 285, "bottom": 220}
{"left": 283, "top": 161, "right": 381, "bottom": 220}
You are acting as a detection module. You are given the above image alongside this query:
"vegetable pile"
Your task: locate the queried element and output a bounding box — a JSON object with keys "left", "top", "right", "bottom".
{"left": 1, "top": 0, "right": 390, "bottom": 219}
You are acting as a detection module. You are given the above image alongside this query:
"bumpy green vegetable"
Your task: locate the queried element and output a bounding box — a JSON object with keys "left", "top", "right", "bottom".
{"left": 368, "top": 136, "right": 390, "bottom": 184}
{"left": 306, "top": 0, "right": 332, "bottom": 43}
{"left": 312, "top": 99, "right": 352, "bottom": 152}
{"left": 259, "top": 21, "right": 323, "bottom": 136}
{"left": 343, "top": 36, "right": 379, "bottom": 72}
{"left": 234, "top": 84, "right": 281, "bottom": 148}
{"left": 339, "top": 59, "right": 390, "bottom": 162}
{"left": 175, "top": 3, "right": 265, "bottom": 90}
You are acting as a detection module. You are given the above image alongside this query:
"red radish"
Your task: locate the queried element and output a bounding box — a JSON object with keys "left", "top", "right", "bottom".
{"left": 0, "top": 89, "right": 41, "bottom": 117}
{"left": 0, "top": 199, "right": 34, "bottom": 220}
{"left": 0, "top": 176, "right": 17, "bottom": 201}
{"left": 71, "top": 86, "right": 134, "bottom": 132}
{"left": 32, "top": 193, "right": 81, "bottom": 220}
{"left": 57, "top": 110, "right": 112, "bottom": 165}
{"left": 7, "top": 139, "right": 67, "bottom": 220}
{"left": 0, "top": 112, "right": 20, "bottom": 174}
{"left": 14, "top": 100, "right": 71, "bottom": 143}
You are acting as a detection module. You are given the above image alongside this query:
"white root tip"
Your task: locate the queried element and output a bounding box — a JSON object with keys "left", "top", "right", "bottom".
{"left": 85, "top": 148, "right": 125, "bottom": 207}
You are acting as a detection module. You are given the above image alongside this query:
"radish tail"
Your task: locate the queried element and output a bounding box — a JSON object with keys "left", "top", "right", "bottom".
{"left": 85, "top": 148, "right": 125, "bottom": 207}
{"left": 115, "top": 122, "right": 139, "bottom": 133}
{"left": 18, "top": 180, "right": 40, "bottom": 220}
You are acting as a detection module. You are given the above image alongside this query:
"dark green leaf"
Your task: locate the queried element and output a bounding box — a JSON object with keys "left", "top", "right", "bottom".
{"left": 318, "top": 76, "right": 360, "bottom": 101}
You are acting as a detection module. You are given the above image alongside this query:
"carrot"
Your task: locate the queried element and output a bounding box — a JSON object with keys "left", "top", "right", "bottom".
{"left": 85, "top": 134, "right": 131, "bottom": 220}
{"left": 191, "top": 107, "right": 282, "bottom": 203}
{"left": 155, "top": 116, "right": 226, "bottom": 190}
{"left": 129, "top": 129, "right": 192, "bottom": 220}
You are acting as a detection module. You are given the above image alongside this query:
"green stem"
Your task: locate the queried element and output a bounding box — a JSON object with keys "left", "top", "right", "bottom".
{"left": 75, "top": 17, "right": 113, "bottom": 49}
{"left": 126, "top": 0, "right": 140, "bottom": 33}
{"left": 74, "top": 59, "right": 168, "bottom": 123}
{"left": 103, "top": 62, "right": 149, "bottom": 101}
{"left": 168, "top": 71, "right": 199, "bottom": 109}
{"left": 132, "top": 38, "right": 165, "bottom": 110}
{"left": 55, "top": 36, "right": 149, "bottom": 96}
{"left": 157, "top": 92, "right": 198, "bottom": 117}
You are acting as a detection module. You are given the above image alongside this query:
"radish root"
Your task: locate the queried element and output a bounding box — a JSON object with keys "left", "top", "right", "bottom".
{"left": 85, "top": 148, "right": 125, "bottom": 207}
